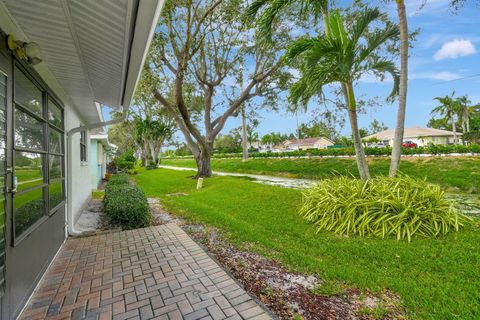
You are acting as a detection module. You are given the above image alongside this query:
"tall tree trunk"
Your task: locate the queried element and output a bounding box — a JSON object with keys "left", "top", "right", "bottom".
{"left": 345, "top": 82, "right": 370, "bottom": 181}
{"left": 148, "top": 141, "right": 157, "bottom": 165}
{"left": 239, "top": 61, "right": 248, "bottom": 161}
{"left": 194, "top": 144, "right": 213, "bottom": 178}
{"left": 452, "top": 114, "right": 457, "bottom": 144}
{"left": 389, "top": 0, "right": 408, "bottom": 177}
{"left": 464, "top": 108, "right": 470, "bottom": 133}
{"left": 241, "top": 107, "right": 249, "bottom": 161}
{"left": 296, "top": 111, "right": 300, "bottom": 150}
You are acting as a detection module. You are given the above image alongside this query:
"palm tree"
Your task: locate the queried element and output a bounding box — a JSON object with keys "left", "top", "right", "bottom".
{"left": 285, "top": 9, "right": 400, "bottom": 180}
{"left": 261, "top": 133, "right": 274, "bottom": 151}
{"left": 389, "top": 0, "right": 408, "bottom": 177}
{"left": 456, "top": 95, "right": 471, "bottom": 134}
{"left": 432, "top": 93, "right": 458, "bottom": 144}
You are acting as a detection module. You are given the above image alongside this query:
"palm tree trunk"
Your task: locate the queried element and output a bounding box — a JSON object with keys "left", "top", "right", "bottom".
{"left": 345, "top": 82, "right": 370, "bottom": 181}
{"left": 241, "top": 107, "right": 249, "bottom": 161}
{"left": 452, "top": 115, "right": 457, "bottom": 144}
{"left": 296, "top": 111, "right": 300, "bottom": 150}
{"left": 389, "top": 0, "right": 408, "bottom": 177}
{"left": 464, "top": 108, "right": 470, "bottom": 133}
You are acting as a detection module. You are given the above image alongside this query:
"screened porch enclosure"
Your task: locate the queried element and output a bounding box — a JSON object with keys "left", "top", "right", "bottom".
{"left": 0, "top": 0, "right": 163, "bottom": 318}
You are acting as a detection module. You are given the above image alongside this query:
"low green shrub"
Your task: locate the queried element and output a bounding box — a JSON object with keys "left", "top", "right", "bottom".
{"left": 127, "top": 159, "right": 142, "bottom": 175}
{"left": 118, "top": 160, "right": 135, "bottom": 171}
{"left": 104, "top": 183, "right": 150, "bottom": 229}
{"left": 107, "top": 174, "right": 130, "bottom": 186}
{"left": 116, "top": 150, "right": 137, "bottom": 172}
{"left": 299, "top": 176, "right": 471, "bottom": 241}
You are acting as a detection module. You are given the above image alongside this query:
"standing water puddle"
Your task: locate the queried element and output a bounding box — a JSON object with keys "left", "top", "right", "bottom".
{"left": 445, "top": 193, "right": 480, "bottom": 217}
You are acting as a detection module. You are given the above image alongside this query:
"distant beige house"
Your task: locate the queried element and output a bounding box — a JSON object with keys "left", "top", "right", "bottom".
{"left": 365, "top": 127, "right": 462, "bottom": 146}
{"left": 283, "top": 137, "right": 334, "bottom": 150}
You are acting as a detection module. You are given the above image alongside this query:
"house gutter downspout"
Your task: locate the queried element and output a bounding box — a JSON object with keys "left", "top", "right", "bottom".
{"left": 66, "top": 118, "right": 123, "bottom": 235}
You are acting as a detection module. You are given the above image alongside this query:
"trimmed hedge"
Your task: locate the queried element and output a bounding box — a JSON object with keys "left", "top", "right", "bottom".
{"left": 104, "top": 175, "right": 150, "bottom": 229}
{"left": 107, "top": 174, "right": 130, "bottom": 186}
{"left": 167, "top": 144, "right": 480, "bottom": 159}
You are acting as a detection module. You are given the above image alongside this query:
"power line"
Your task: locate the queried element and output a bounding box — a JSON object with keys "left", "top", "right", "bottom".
{"left": 432, "top": 73, "right": 480, "bottom": 85}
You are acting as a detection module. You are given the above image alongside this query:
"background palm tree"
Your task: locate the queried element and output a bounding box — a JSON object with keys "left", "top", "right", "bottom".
{"left": 456, "top": 95, "right": 472, "bottom": 134}
{"left": 432, "top": 92, "right": 459, "bottom": 144}
{"left": 285, "top": 9, "right": 400, "bottom": 180}
{"left": 389, "top": 0, "right": 408, "bottom": 177}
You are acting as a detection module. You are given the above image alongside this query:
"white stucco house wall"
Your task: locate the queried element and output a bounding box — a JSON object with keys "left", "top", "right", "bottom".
{"left": 283, "top": 137, "right": 335, "bottom": 150}
{"left": 90, "top": 134, "right": 117, "bottom": 190}
{"left": 0, "top": 1, "right": 163, "bottom": 318}
{"left": 365, "top": 127, "right": 463, "bottom": 146}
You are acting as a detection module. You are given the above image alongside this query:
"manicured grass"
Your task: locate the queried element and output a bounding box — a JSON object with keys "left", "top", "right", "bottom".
{"left": 136, "top": 168, "right": 480, "bottom": 320}
{"left": 162, "top": 157, "right": 480, "bottom": 192}
{"left": 16, "top": 169, "right": 43, "bottom": 192}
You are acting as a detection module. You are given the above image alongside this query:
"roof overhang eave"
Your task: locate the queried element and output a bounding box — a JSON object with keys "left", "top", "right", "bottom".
{"left": 120, "top": 0, "right": 164, "bottom": 115}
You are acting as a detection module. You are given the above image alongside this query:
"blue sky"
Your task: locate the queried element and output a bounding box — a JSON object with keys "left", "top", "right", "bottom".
{"left": 224, "top": 0, "right": 480, "bottom": 137}
{"left": 105, "top": 0, "right": 480, "bottom": 140}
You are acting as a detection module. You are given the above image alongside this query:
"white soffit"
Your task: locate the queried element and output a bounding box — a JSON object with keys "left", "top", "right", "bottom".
{"left": 1, "top": 0, "right": 161, "bottom": 124}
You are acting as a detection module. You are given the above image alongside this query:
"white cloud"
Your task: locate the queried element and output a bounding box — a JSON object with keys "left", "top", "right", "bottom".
{"left": 411, "top": 71, "right": 461, "bottom": 81}
{"left": 433, "top": 39, "right": 476, "bottom": 61}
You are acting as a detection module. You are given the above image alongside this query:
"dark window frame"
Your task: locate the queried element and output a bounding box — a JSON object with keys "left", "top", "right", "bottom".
{"left": 12, "top": 61, "right": 65, "bottom": 245}
{"left": 80, "top": 130, "right": 87, "bottom": 162}
{"left": 0, "top": 69, "right": 7, "bottom": 296}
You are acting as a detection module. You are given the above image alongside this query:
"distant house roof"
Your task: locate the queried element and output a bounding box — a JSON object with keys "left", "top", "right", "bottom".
{"left": 365, "top": 127, "right": 462, "bottom": 140}
{"left": 90, "top": 134, "right": 117, "bottom": 150}
{"left": 284, "top": 137, "right": 334, "bottom": 146}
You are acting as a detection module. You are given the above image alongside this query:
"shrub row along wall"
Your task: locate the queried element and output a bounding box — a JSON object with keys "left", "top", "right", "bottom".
{"left": 166, "top": 144, "right": 480, "bottom": 159}
{"left": 104, "top": 174, "right": 150, "bottom": 229}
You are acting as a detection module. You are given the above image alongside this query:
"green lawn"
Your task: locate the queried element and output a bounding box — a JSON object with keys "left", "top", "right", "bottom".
{"left": 162, "top": 157, "right": 480, "bottom": 192}
{"left": 16, "top": 168, "right": 43, "bottom": 192}
{"left": 137, "top": 168, "right": 480, "bottom": 320}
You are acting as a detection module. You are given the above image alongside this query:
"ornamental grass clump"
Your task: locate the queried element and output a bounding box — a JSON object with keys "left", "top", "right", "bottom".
{"left": 299, "top": 176, "right": 471, "bottom": 241}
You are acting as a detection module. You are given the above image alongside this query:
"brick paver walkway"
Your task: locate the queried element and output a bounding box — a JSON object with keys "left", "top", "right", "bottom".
{"left": 21, "top": 224, "right": 272, "bottom": 320}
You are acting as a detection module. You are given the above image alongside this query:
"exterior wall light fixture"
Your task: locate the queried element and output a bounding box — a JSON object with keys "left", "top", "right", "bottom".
{"left": 7, "top": 35, "right": 42, "bottom": 65}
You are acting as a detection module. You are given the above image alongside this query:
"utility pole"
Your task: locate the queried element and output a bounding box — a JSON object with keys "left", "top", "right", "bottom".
{"left": 240, "top": 63, "right": 249, "bottom": 161}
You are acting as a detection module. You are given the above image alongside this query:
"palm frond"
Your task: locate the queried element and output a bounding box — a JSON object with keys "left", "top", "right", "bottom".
{"left": 244, "top": 0, "right": 270, "bottom": 23}
{"left": 366, "top": 60, "right": 400, "bottom": 100}
{"left": 289, "top": 76, "right": 309, "bottom": 106}
{"left": 289, "top": 63, "right": 334, "bottom": 107}
{"left": 299, "top": 0, "right": 328, "bottom": 20}
{"left": 300, "top": 37, "right": 338, "bottom": 67}
{"left": 284, "top": 37, "right": 317, "bottom": 61}
{"left": 328, "top": 10, "right": 349, "bottom": 47}
{"left": 256, "top": 0, "right": 292, "bottom": 42}
{"left": 358, "top": 24, "right": 400, "bottom": 63}
{"left": 246, "top": 0, "right": 328, "bottom": 42}
{"left": 350, "top": 8, "right": 382, "bottom": 45}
